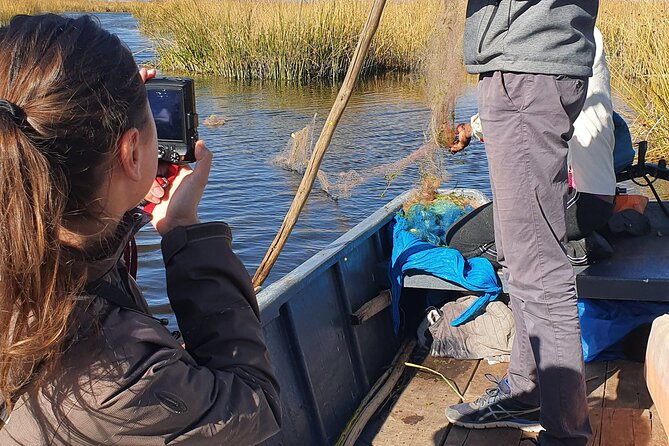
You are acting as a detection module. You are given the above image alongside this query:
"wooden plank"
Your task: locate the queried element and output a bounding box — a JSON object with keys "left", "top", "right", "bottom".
{"left": 338, "top": 340, "right": 416, "bottom": 446}
{"left": 462, "top": 361, "right": 509, "bottom": 401}
{"left": 651, "top": 404, "right": 669, "bottom": 446}
{"left": 461, "top": 428, "right": 521, "bottom": 446}
{"left": 351, "top": 290, "right": 390, "bottom": 325}
{"left": 586, "top": 361, "right": 607, "bottom": 410}
{"left": 586, "top": 408, "right": 603, "bottom": 446}
{"left": 371, "top": 357, "right": 478, "bottom": 446}
{"left": 442, "top": 426, "right": 469, "bottom": 446}
{"left": 604, "top": 360, "right": 653, "bottom": 409}
{"left": 599, "top": 408, "right": 652, "bottom": 446}
{"left": 583, "top": 361, "right": 608, "bottom": 446}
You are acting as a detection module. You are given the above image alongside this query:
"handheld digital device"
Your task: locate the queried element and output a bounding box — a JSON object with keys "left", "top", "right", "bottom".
{"left": 145, "top": 77, "right": 198, "bottom": 164}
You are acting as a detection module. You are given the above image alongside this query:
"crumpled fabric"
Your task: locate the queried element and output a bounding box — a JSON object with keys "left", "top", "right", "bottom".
{"left": 578, "top": 298, "right": 669, "bottom": 361}
{"left": 388, "top": 215, "right": 502, "bottom": 332}
{"left": 428, "top": 295, "right": 514, "bottom": 362}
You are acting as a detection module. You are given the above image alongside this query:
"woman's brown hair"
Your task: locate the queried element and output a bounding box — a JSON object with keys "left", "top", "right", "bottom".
{"left": 0, "top": 14, "right": 148, "bottom": 417}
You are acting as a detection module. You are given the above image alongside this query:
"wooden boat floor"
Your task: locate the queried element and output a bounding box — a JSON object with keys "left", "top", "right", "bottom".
{"left": 363, "top": 357, "right": 668, "bottom": 446}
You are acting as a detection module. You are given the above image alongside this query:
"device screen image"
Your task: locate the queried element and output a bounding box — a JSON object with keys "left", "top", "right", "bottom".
{"left": 147, "top": 88, "right": 184, "bottom": 142}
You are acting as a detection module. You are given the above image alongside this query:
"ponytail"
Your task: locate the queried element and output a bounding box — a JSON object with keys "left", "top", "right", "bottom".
{"left": 0, "top": 99, "right": 82, "bottom": 417}
{"left": 0, "top": 14, "right": 147, "bottom": 417}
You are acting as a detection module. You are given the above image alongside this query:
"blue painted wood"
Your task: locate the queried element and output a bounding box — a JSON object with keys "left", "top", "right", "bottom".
{"left": 256, "top": 191, "right": 410, "bottom": 445}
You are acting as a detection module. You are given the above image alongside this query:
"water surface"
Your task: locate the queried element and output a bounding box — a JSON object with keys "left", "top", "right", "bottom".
{"left": 94, "top": 13, "right": 491, "bottom": 325}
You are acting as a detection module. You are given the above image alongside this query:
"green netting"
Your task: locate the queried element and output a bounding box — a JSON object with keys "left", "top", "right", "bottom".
{"left": 402, "top": 194, "right": 474, "bottom": 246}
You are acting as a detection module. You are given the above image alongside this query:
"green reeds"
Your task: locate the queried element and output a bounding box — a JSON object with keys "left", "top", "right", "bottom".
{"left": 599, "top": 0, "right": 669, "bottom": 159}
{"left": 132, "top": 0, "right": 439, "bottom": 82}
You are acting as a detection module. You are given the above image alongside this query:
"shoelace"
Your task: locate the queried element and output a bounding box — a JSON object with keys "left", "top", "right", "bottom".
{"left": 474, "top": 373, "right": 508, "bottom": 407}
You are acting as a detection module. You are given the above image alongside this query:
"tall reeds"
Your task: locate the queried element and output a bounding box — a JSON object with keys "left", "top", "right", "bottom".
{"left": 0, "top": 0, "right": 664, "bottom": 157}
{"left": 0, "top": 0, "right": 145, "bottom": 24}
{"left": 132, "top": 0, "right": 439, "bottom": 82}
{"left": 599, "top": 0, "right": 669, "bottom": 159}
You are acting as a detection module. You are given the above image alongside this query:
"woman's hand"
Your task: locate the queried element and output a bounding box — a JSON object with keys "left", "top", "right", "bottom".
{"left": 137, "top": 68, "right": 168, "bottom": 205}
{"left": 139, "top": 67, "right": 156, "bottom": 83}
{"left": 150, "top": 141, "right": 213, "bottom": 235}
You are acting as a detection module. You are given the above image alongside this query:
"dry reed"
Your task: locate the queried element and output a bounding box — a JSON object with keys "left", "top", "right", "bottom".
{"left": 0, "top": 0, "right": 664, "bottom": 158}
{"left": 598, "top": 0, "right": 669, "bottom": 160}
{"left": 0, "top": 0, "right": 145, "bottom": 24}
{"left": 132, "top": 0, "right": 440, "bottom": 82}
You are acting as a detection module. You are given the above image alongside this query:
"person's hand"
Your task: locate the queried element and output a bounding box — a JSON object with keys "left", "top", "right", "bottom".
{"left": 143, "top": 163, "right": 175, "bottom": 206}
{"left": 449, "top": 123, "right": 473, "bottom": 153}
{"left": 150, "top": 141, "right": 212, "bottom": 235}
{"left": 137, "top": 67, "right": 167, "bottom": 205}
{"left": 139, "top": 67, "right": 156, "bottom": 83}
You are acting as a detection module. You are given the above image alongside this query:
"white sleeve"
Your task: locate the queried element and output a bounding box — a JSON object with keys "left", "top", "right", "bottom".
{"left": 470, "top": 113, "right": 485, "bottom": 142}
{"left": 567, "top": 27, "right": 616, "bottom": 196}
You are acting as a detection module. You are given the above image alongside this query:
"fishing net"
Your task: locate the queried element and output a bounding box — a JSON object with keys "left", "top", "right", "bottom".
{"left": 425, "top": 0, "right": 466, "bottom": 148}
{"left": 402, "top": 192, "right": 476, "bottom": 246}
{"left": 272, "top": 0, "right": 466, "bottom": 203}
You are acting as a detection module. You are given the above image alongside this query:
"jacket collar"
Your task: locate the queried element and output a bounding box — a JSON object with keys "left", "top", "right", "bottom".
{"left": 84, "top": 208, "right": 151, "bottom": 284}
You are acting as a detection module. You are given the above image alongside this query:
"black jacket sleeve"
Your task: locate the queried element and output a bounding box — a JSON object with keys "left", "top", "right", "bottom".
{"left": 161, "top": 222, "right": 281, "bottom": 443}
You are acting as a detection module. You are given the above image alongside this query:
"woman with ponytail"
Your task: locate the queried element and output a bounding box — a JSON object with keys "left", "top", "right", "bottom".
{"left": 0, "top": 14, "right": 280, "bottom": 445}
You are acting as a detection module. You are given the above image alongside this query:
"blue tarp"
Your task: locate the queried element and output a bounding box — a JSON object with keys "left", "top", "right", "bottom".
{"left": 613, "top": 111, "right": 636, "bottom": 173}
{"left": 388, "top": 215, "right": 501, "bottom": 332}
{"left": 579, "top": 298, "right": 669, "bottom": 361}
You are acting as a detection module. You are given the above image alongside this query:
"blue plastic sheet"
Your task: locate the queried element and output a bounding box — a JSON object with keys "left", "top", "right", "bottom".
{"left": 579, "top": 298, "right": 669, "bottom": 362}
{"left": 388, "top": 215, "right": 501, "bottom": 332}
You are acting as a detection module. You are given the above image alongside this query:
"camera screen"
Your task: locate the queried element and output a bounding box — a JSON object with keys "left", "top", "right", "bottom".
{"left": 147, "top": 88, "right": 184, "bottom": 142}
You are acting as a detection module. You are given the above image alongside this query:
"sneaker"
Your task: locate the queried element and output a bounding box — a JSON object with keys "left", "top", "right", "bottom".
{"left": 445, "top": 374, "right": 543, "bottom": 432}
{"left": 566, "top": 231, "right": 614, "bottom": 266}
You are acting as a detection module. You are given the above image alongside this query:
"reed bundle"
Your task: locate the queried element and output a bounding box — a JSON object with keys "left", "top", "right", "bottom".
{"left": 599, "top": 0, "right": 669, "bottom": 159}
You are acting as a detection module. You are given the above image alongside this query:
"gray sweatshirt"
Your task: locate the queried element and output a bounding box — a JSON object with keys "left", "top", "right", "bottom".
{"left": 464, "top": 0, "right": 599, "bottom": 77}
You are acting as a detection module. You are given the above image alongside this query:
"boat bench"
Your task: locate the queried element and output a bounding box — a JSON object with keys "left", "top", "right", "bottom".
{"left": 404, "top": 202, "right": 669, "bottom": 302}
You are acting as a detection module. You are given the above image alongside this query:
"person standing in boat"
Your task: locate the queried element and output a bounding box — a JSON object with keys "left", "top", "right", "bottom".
{"left": 446, "top": 2, "right": 598, "bottom": 446}
{"left": 0, "top": 14, "right": 280, "bottom": 445}
{"left": 448, "top": 26, "right": 620, "bottom": 267}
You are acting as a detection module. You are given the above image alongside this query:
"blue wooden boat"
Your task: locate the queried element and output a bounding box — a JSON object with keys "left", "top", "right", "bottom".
{"left": 256, "top": 188, "right": 669, "bottom": 445}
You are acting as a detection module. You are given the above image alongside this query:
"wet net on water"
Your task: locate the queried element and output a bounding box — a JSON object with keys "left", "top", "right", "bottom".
{"left": 272, "top": 0, "right": 466, "bottom": 206}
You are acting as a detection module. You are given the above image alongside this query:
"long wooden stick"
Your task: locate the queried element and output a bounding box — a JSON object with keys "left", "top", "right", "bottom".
{"left": 252, "top": 0, "right": 388, "bottom": 288}
{"left": 335, "top": 340, "right": 416, "bottom": 446}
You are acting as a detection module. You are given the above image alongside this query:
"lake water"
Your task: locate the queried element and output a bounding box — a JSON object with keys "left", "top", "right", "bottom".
{"left": 90, "top": 12, "right": 490, "bottom": 325}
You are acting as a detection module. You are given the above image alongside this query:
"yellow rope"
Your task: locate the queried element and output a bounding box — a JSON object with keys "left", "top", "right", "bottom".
{"left": 404, "top": 362, "right": 466, "bottom": 400}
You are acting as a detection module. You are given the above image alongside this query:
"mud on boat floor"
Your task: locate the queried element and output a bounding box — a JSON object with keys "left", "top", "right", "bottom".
{"left": 357, "top": 355, "right": 668, "bottom": 446}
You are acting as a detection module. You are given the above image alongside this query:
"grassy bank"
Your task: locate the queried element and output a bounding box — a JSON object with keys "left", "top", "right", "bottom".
{"left": 133, "top": 0, "right": 439, "bottom": 82}
{"left": 0, "top": 0, "right": 665, "bottom": 157}
{"left": 599, "top": 0, "right": 669, "bottom": 160}
{"left": 0, "top": 0, "right": 145, "bottom": 24}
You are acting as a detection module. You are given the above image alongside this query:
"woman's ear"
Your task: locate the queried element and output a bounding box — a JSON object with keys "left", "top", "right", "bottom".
{"left": 116, "top": 127, "right": 142, "bottom": 182}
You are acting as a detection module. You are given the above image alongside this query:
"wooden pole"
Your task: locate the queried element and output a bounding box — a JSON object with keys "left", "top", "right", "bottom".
{"left": 252, "top": 0, "right": 388, "bottom": 289}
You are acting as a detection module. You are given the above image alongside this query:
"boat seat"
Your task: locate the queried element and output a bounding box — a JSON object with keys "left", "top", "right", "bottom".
{"left": 405, "top": 202, "right": 669, "bottom": 302}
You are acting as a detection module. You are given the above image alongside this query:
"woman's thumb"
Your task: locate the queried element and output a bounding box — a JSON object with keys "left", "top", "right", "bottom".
{"left": 190, "top": 141, "right": 212, "bottom": 187}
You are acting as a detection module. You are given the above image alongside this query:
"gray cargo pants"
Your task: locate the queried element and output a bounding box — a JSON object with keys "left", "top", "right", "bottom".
{"left": 478, "top": 72, "right": 591, "bottom": 446}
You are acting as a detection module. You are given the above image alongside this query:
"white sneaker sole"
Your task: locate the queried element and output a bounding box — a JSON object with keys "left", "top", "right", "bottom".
{"left": 447, "top": 417, "right": 545, "bottom": 433}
